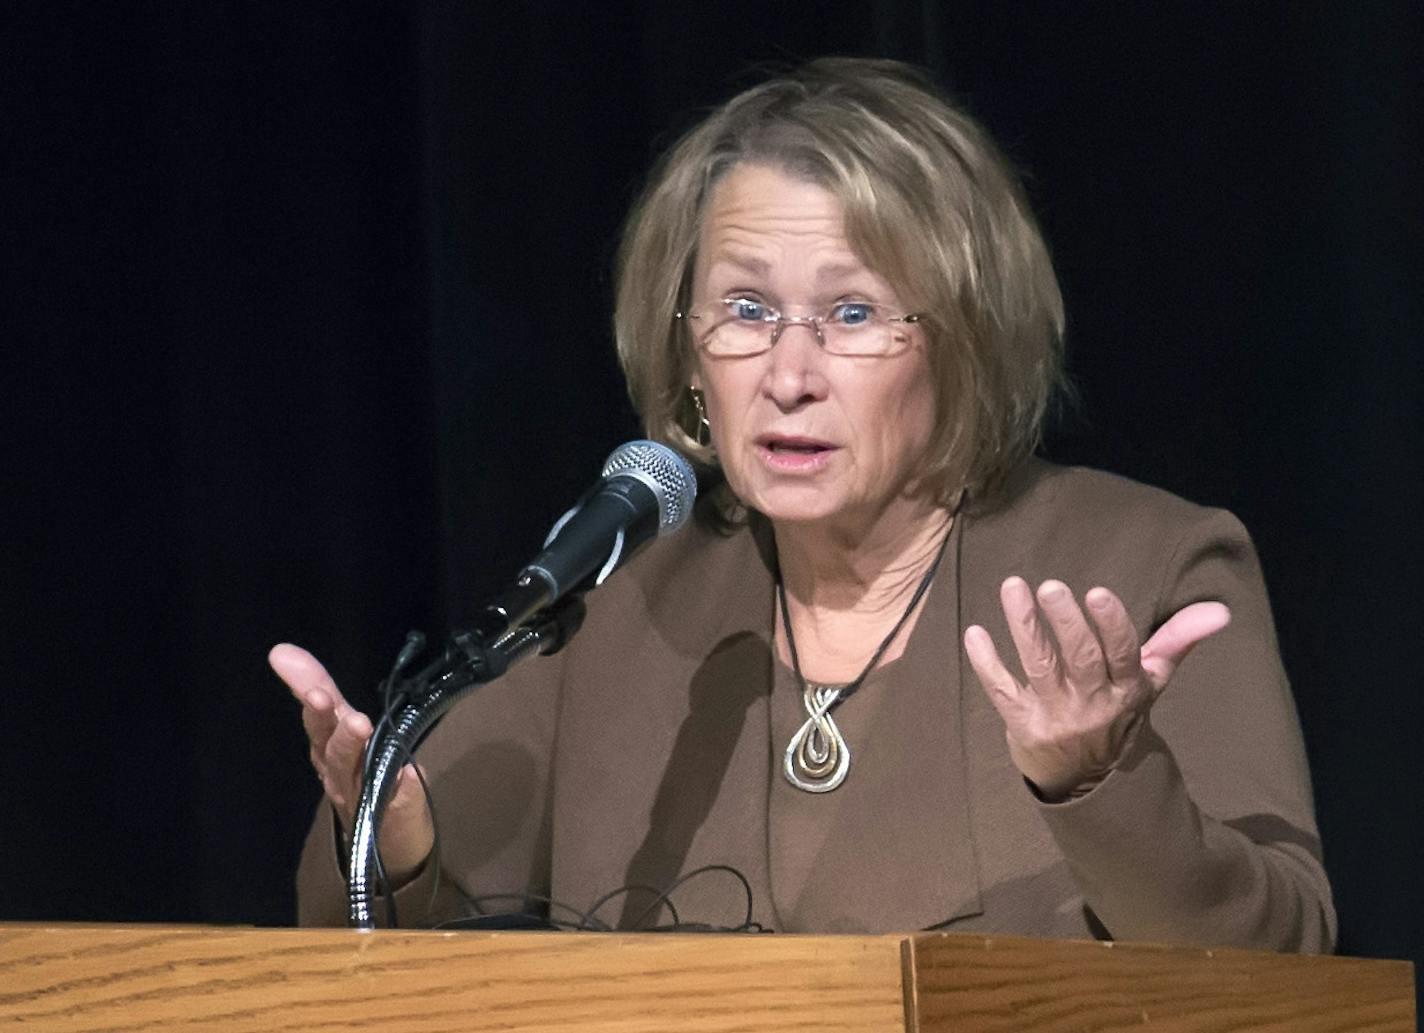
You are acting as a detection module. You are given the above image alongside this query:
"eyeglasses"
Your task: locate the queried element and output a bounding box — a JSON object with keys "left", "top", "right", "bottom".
{"left": 676, "top": 297, "right": 926, "bottom": 358}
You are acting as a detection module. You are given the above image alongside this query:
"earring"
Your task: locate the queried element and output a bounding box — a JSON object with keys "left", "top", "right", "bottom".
{"left": 689, "top": 386, "right": 712, "bottom": 447}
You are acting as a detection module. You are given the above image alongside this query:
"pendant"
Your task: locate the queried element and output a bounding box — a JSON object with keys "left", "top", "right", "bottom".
{"left": 784, "top": 684, "right": 850, "bottom": 793}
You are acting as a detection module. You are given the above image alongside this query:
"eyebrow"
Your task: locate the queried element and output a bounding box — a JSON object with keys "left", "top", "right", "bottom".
{"left": 710, "top": 254, "right": 872, "bottom": 283}
{"left": 813, "top": 261, "right": 870, "bottom": 283}
{"left": 711, "top": 253, "right": 771, "bottom": 275}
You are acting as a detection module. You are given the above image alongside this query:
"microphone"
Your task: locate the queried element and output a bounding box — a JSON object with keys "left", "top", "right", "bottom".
{"left": 352, "top": 443, "right": 693, "bottom": 928}
{"left": 478, "top": 440, "right": 696, "bottom": 643}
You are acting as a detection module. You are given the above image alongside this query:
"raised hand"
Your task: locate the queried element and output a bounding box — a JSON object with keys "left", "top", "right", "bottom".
{"left": 963, "top": 577, "right": 1230, "bottom": 801}
{"left": 270, "top": 643, "right": 435, "bottom": 882}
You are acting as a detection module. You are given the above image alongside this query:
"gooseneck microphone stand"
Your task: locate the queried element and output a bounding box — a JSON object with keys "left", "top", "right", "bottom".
{"left": 346, "top": 593, "right": 586, "bottom": 930}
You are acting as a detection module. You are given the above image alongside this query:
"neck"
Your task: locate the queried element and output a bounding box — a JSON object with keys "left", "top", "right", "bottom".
{"left": 774, "top": 494, "right": 951, "bottom": 610}
{"left": 772, "top": 495, "right": 953, "bottom": 682}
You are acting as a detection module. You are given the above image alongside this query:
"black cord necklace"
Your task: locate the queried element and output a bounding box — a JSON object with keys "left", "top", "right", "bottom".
{"left": 777, "top": 521, "right": 952, "bottom": 793}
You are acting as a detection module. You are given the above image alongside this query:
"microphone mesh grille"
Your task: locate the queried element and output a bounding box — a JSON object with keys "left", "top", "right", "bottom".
{"left": 601, "top": 440, "right": 697, "bottom": 534}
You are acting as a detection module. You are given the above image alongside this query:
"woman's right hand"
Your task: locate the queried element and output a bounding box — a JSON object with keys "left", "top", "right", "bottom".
{"left": 270, "top": 643, "right": 435, "bottom": 883}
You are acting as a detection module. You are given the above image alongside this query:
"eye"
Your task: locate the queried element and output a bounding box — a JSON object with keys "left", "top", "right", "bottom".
{"left": 829, "top": 301, "right": 876, "bottom": 326}
{"left": 725, "top": 297, "right": 770, "bottom": 321}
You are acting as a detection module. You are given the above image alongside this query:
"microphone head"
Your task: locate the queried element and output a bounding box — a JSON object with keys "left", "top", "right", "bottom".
{"left": 601, "top": 440, "right": 697, "bottom": 535}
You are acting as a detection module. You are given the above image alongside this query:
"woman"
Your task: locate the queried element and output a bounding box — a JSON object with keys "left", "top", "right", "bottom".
{"left": 273, "top": 58, "right": 1334, "bottom": 949}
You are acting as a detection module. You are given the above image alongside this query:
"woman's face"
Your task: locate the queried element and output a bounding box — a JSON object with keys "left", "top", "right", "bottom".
{"left": 689, "top": 163, "right": 938, "bottom": 536}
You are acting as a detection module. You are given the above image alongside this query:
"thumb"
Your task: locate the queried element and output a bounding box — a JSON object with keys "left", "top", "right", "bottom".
{"left": 269, "top": 642, "right": 346, "bottom": 708}
{"left": 1140, "top": 602, "right": 1231, "bottom": 690}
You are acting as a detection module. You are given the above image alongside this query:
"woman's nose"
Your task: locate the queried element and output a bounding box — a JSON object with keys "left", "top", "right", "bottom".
{"left": 763, "top": 322, "right": 828, "bottom": 409}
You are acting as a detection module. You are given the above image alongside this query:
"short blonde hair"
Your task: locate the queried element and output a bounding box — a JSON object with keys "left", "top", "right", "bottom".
{"left": 614, "top": 57, "right": 1065, "bottom": 512}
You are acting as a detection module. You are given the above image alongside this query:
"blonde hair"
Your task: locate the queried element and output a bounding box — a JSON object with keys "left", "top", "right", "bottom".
{"left": 614, "top": 57, "right": 1065, "bottom": 512}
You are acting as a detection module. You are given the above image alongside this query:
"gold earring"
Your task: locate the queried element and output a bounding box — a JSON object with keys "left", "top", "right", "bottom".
{"left": 689, "top": 386, "right": 712, "bottom": 447}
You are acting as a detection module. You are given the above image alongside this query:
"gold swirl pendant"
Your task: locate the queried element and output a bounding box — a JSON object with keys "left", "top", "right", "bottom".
{"left": 783, "top": 684, "right": 849, "bottom": 793}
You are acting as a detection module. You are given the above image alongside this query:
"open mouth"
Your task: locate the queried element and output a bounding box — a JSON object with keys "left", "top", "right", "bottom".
{"left": 757, "top": 436, "right": 837, "bottom": 462}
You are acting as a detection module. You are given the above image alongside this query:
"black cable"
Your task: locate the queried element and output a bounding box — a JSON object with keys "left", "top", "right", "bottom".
{"left": 579, "top": 884, "right": 683, "bottom": 932}
{"left": 625, "top": 864, "right": 756, "bottom": 933}
{"left": 425, "top": 864, "right": 765, "bottom": 935}
{"left": 436, "top": 893, "right": 601, "bottom": 932}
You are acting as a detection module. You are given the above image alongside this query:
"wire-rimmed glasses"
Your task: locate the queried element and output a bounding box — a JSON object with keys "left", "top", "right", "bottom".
{"left": 676, "top": 297, "right": 925, "bottom": 357}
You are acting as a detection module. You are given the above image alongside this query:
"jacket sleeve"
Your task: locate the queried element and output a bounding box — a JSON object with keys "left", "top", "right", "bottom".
{"left": 295, "top": 648, "right": 565, "bottom": 929}
{"left": 1036, "top": 507, "right": 1336, "bottom": 952}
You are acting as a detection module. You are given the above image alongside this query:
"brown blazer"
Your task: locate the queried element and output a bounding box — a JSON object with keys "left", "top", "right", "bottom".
{"left": 298, "top": 460, "right": 1335, "bottom": 950}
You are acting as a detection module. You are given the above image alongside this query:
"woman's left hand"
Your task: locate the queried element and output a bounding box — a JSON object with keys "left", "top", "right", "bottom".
{"left": 964, "top": 577, "right": 1230, "bottom": 801}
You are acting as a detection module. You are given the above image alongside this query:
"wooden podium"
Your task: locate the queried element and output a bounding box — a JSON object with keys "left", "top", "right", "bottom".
{"left": 0, "top": 923, "right": 1413, "bottom": 1031}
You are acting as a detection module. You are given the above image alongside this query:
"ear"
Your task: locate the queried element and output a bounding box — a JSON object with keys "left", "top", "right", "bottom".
{"left": 689, "top": 369, "right": 704, "bottom": 392}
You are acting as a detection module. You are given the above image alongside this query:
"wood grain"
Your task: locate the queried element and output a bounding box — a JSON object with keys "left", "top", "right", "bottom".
{"left": 0, "top": 924, "right": 908, "bottom": 1032}
{"left": 1, "top": 925, "right": 1412, "bottom": 1032}
{"left": 906, "top": 933, "right": 1415, "bottom": 1033}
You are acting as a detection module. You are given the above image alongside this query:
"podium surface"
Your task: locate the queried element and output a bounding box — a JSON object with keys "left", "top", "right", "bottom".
{"left": 0, "top": 923, "right": 1412, "bottom": 1032}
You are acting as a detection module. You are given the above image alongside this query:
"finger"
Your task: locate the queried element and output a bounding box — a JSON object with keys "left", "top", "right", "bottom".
{"left": 1083, "top": 587, "right": 1143, "bottom": 683}
{"left": 1140, "top": 601, "right": 1232, "bottom": 690}
{"left": 270, "top": 643, "right": 353, "bottom": 747}
{"left": 1035, "top": 580, "right": 1107, "bottom": 688}
{"left": 963, "top": 625, "right": 1025, "bottom": 710}
{"left": 378, "top": 763, "right": 437, "bottom": 880}
{"left": 390, "top": 763, "right": 428, "bottom": 814}
{"left": 300, "top": 691, "right": 338, "bottom": 751}
{"left": 320, "top": 709, "right": 374, "bottom": 811}
{"left": 324, "top": 708, "right": 374, "bottom": 778}
{"left": 269, "top": 643, "right": 349, "bottom": 711}
{"left": 999, "top": 576, "right": 1063, "bottom": 695}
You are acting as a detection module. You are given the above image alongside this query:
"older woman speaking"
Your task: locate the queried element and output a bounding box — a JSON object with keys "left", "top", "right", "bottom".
{"left": 272, "top": 58, "right": 1333, "bottom": 949}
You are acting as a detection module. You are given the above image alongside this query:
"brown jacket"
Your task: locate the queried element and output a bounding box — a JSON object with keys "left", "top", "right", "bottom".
{"left": 298, "top": 461, "right": 1335, "bottom": 950}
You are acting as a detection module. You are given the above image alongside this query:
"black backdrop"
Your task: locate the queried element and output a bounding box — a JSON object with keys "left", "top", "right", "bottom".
{"left": 3, "top": 1, "right": 1420, "bottom": 972}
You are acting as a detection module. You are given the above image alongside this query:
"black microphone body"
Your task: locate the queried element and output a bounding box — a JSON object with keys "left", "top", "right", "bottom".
{"left": 522, "top": 475, "right": 660, "bottom": 598}
{"left": 474, "top": 440, "right": 696, "bottom": 645}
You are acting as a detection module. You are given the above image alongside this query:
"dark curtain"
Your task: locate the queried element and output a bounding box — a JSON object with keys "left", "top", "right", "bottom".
{"left": 3, "top": 1, "right": 1419, "bottom": 973}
